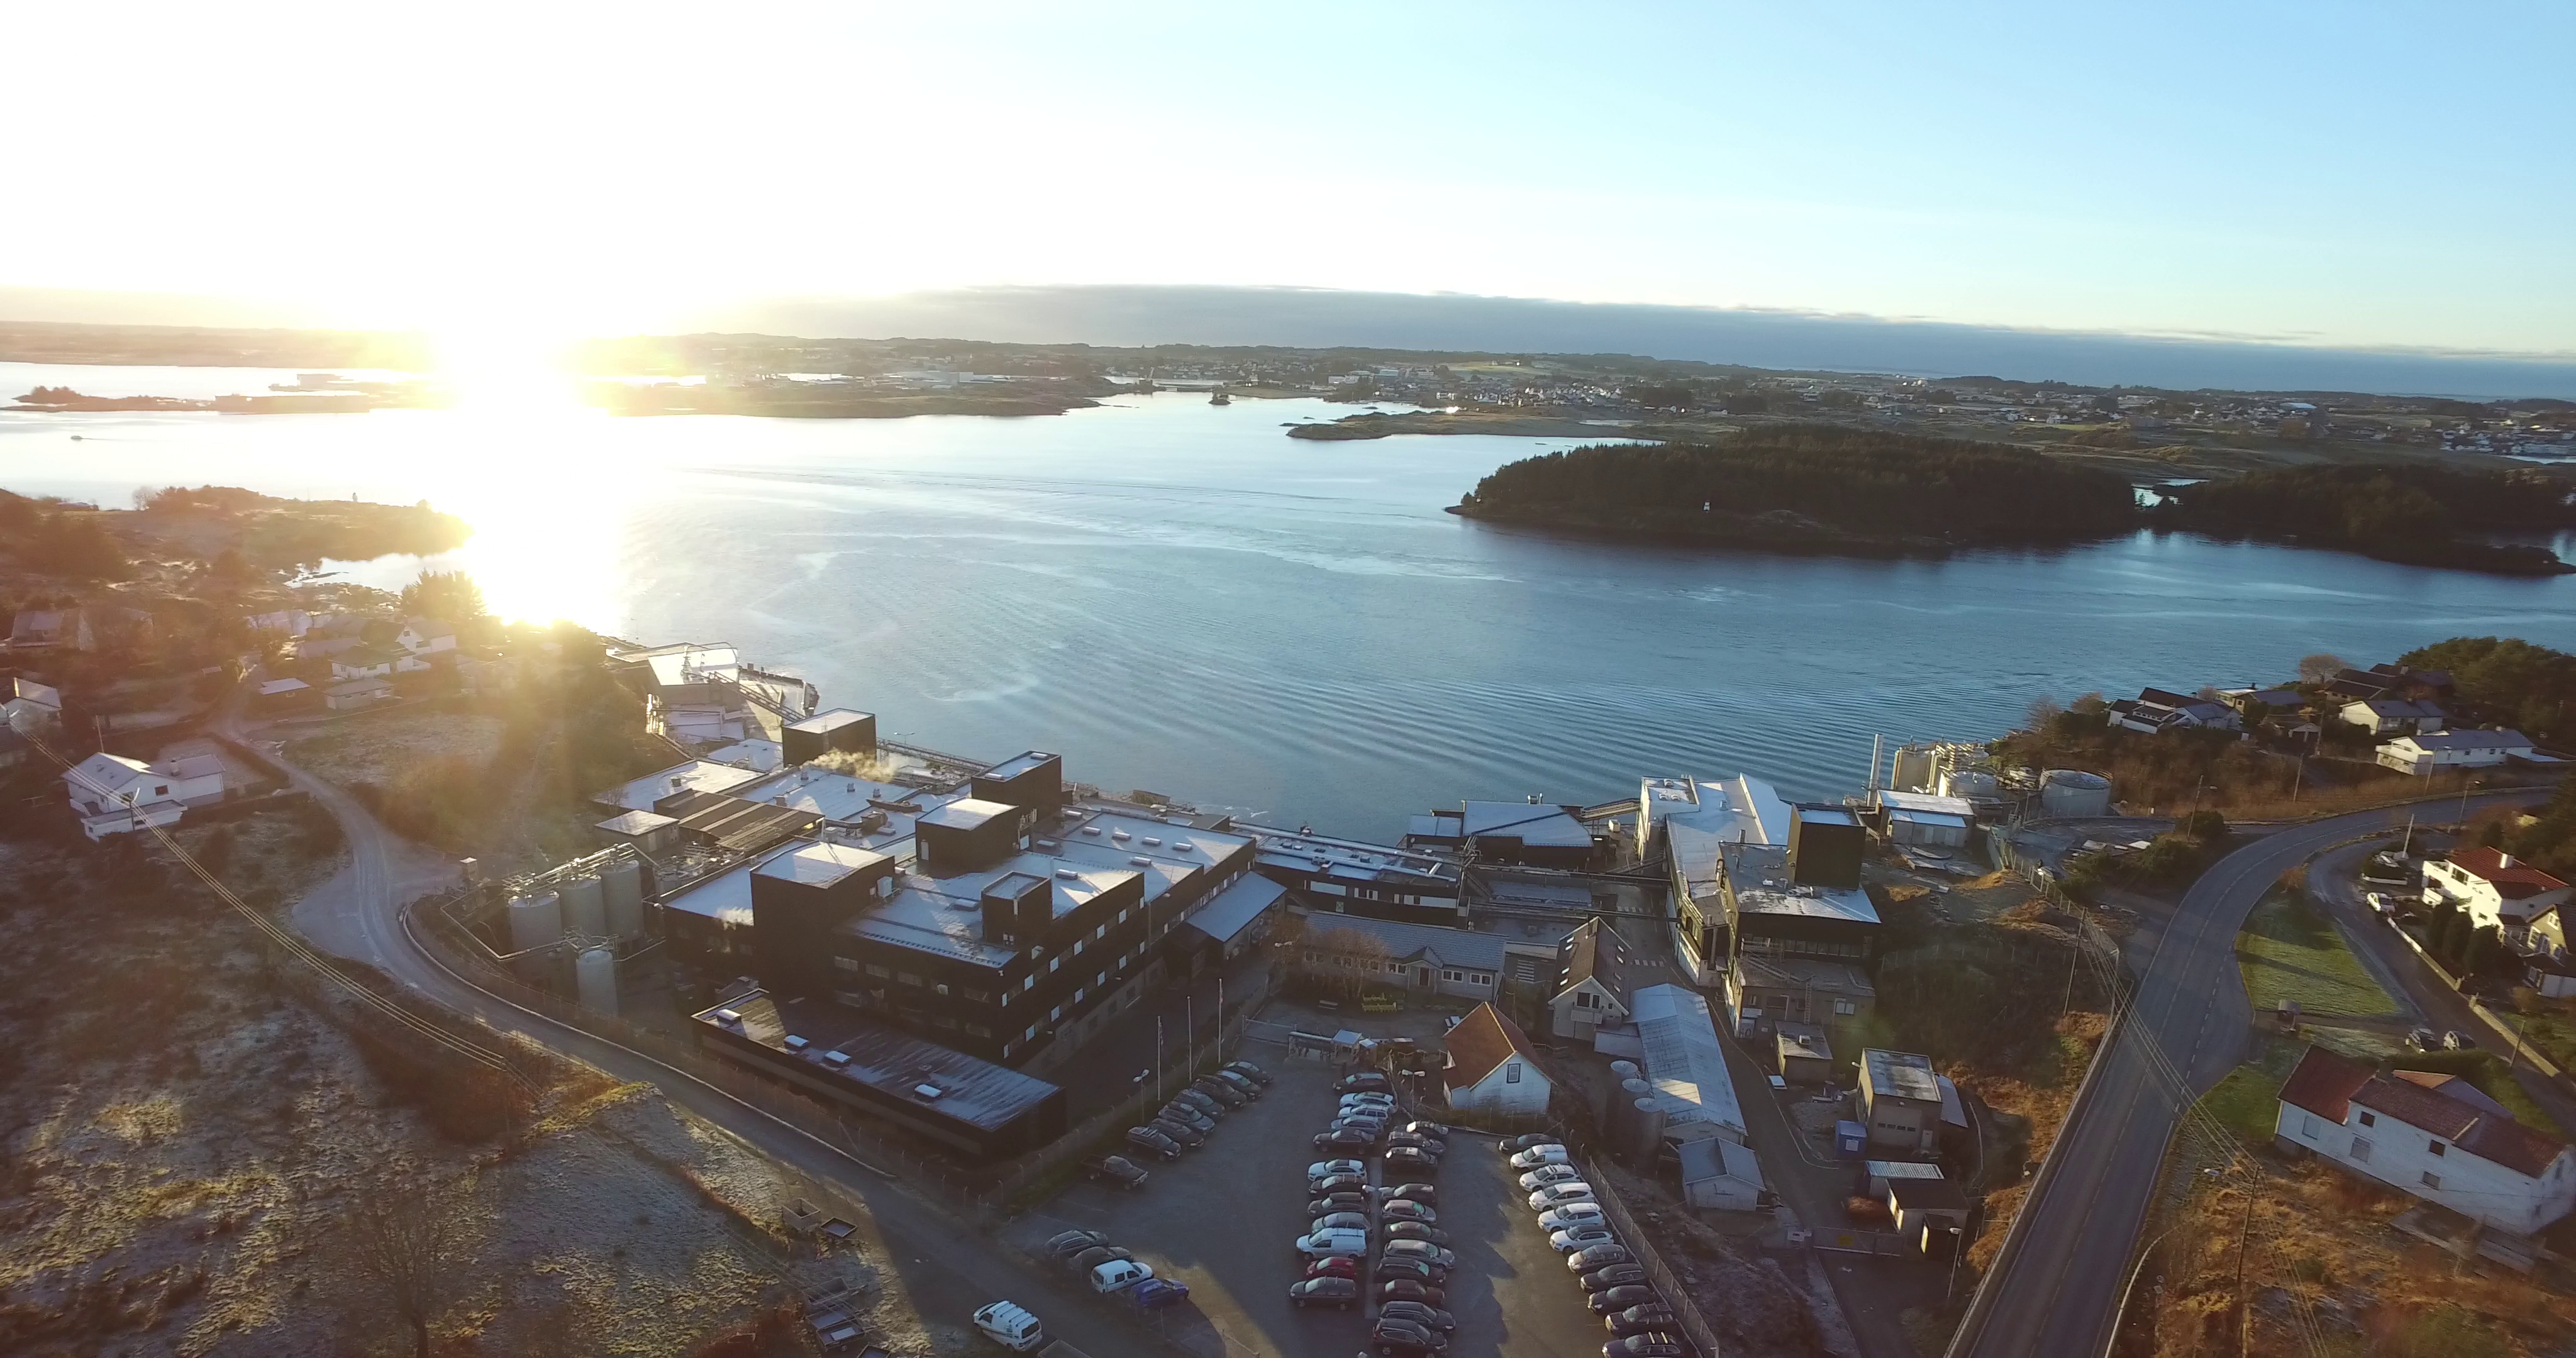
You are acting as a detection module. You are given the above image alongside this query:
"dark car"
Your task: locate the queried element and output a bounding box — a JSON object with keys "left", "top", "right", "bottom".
{"left": 1331, "top": 1115, "right": 1386, "bottom": 1137}
{"left": 1316, "top": 1128, "right": 1377, "bottom": 1151}
{"left": 1384, "top": 1147, "right": 1440, "bottom": 1174}
{"left": 1338, "top": 1072, "right": 1392, "bottom": 1095}
{"left": 1601, "top": 1338, "right": 1689, "bottom": 1358}
{"left": 1499, "top": 1133, "right": 1562, "bottom": 1153}
{"left": 1082, "top": 1155, "right": 1149, "bottom": 1190}
{"left": 1312, "top": 1173, "right": 1369, "bottom": 1196}
{"left": 1191, "top": 1076, "right": 1248, "bottom": 1108}
{"left": 1148, "top": 1117, "right": 1206, "bottom": 1148}
{"left": 1608, "top": 1305, "right": 1680, "bottom": 1337}
{"left": 1045, "top": 1229, "right": 1108, "bottom": 1259}
{"left": 1380, "top": 1300, "right": 1456, "bottom": 1332}
{"left": 1066, "top": 1244, "right": 1133, "bottom": 1273}
{"left": 1381, "top": 1240, "right": 1455, "bottom": 1269}
{"left": 1589, "top": 1284, "right": 1662, "bottom": 1313}
{"left": 1385, "top": 1222, "right": 1450, "bottom": 1245}
{"left": 1568, "top": 1244, "right": 1636, "bottom": 1274}
{"left": 1288, "top": 1276, "right": 1359, "bottom": 1310}
{"left": 1386, "top": 1132, "right": 1447, "bottom": 1156}
{"left": 1381, "top": 1198, "right": 1436, "bottom": 1223}
{"left": 1380, "top": 1279, "right": 1447, "bottom": 1306}
{"left": 1383, "top": 1182, "right": 1438, "bottom": 1205}
{"left": 1372, "top": 1317, "right": 1448, "bottom": 1354}
{"left": 1397, "top": 1120, "right": 1451, "bottom": 1139}
{"left": 1125, "top": 1126, "right": 1182, "bottom": 1160}
{"left": 1311, "top": 1193, "right": 1374, "bottom": 1215}
{"left": 1128, "top": 1278, "right": 1191, "bottom": 1310}
{"left": 1305, "top": 1255, "right": 1360, "bottom": 1280}
{"left": 1375, "top": 1257, "right": 1449, "bottom": 1287}
{"left": 1213, "top": 1069, "right": 1262, "bottom": 1098}
{"left": 1226, "top": 1059, "right": 1273, "bottom": 1086}
{"left": 1161, "top": 1102, "right": 1216, "bottom": 1133}
{"left": 1581, "top": 1263, "right": 1651, "bottom": 1293}
{"left": 1172, "top": 1090, "right": 1226, "bottom": 1119}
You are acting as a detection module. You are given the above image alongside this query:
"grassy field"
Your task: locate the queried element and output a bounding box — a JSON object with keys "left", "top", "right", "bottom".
{"left": 2236, "top": 890, "right": 2397, "bottom": 1018}
{"left": 2196, "top": 1035, "right": 2305, "bottom": 1144}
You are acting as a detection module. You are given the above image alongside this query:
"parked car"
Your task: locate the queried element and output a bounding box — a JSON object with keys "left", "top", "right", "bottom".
{"left": 1521, "top": 1164, "right": 1584, "bottom": 1190}
{"left": 1341, "top": 1091, "right": 1397, "bottom": 1108}
{"left": 1310, "top": 1192, "right": 1374, "bottom": 1215}
{"left": 1499, "top": 1134, "right": 1562, "bottom": 1153}
{"left": 1288, "top": 1276, "right": 1360, "bottom": 1310}
{"left": 1309, "top": 1158, "right": 1367, "bottom": 1182}
{"left": 2406, "top": 1028, "right": 2440, "bottom": 1051}
{"left": 1305, "top": 1255, "right": 1360, "bottom": 1280}
{"left": 1602, "top": 1337, "right": 1689, "bottom": 1357}
{"left": 1384, "top": 1182, "right": 1438, "bottom": 1205}
{"left": 1386, "top": 1132, "right": 1447, "bottom": 1156}
{"left": 1317, "top": 1128, "right": 1377, "bottom": 1151}
{"left": 1213, "top": 1069, "right": 1262, "bottom": 1098}
{"left": 970, "top": 1300, "right": 1046, "bottom": 1352}
{"left": 1382, "top": 1240, "right": 1457, "bottom": 1269}
{"left": 1540, "top": 1203, "right": 1607, "bottom": 1233}
{"left": 1066, "top": 1245, "right": 1134, "bottom": 1274}
{"left": 1379, "top": 1279, "right": 1446, "bottom": 1306}
{"left": 1385, "top": 1222, "right": 1450, "bottom": 1245}
{"left": 1172, "top": 1089, "right": 1226, "bottom": 1118}
{"left": 1339, "top": 1072, "right": 1392, "bottom": 1094}
{"left": 1511, "top": 1145, "right": 1573, "bottom": 1171}
{"left": 1551, "top": 1226, "right": 1620, "bottom": 1253}
{"left": 1126, "top": 1126, "right": 1182, "bottom": 1160}
{"left": 1385, "top": 1147, "right": 1441, "bottom": 1174}
{"left": 1580, "top": 1263, "right": 1650, "bottom": 1292}
{"left": 2442, "top": 1030, "right": 2473, "bottom": 1050}
{"left": 1379, "top": 1300, "right": 1457, "bottom": 1333}
{"left": 1371, "top": 1317, "right": 1448, "bottom": 1354}
{"left": 1375, "top": 1257, "right": 1448, "bottom": 1287}
{"left": 1382, "top": 1199, "right": 1437, "bottom": 1223}
{"left": 1311, "top": 1211, "right": 1372, "bottom": 1234}
{"left": 1589, "top": 1284, "right": 1662, "bottom": 1313}
{"left": 1568, "top": 1244, "right": 1636, "bottom": 1273}
{"left": 1399, "top": 1120, "right": 1452, "bottom": 1139}
{"left": 1225, "top": 1059, "right": 1273, "bottom": 1086}
{"left": 1608, "top": 1305, "right": 1680, "bottom": 1337}
{"left": 1530, "top": 1183, "right": 1597, "bottom": 1211}
{"left": 1191, "top": 1076, "right": 1248, "bottom": 1108}
{"left": 1088, "top": 1259, "right": 1153, "bottom": 1293}
{"left": 1127, "top": 1278, "right": 1190, "bottom": 1310}
{"left": 1148, "top": 1117, "right": 1206, "bottom": 1148}
{"left": 1296, "top": 1228, "right": 1371, "bottom": 1258}
{"left": 1160, "top": 1103, "right": 1216, "bottom": 1134}
{"left": 1082, "top": 1155, "right": 1149, "bottom": 1190}
{"left": 1045, "top": 1229, "right": 1108, "bottom": 1259}
{"left": 1312, "top": 1174, "right": 1370, "bottom": 1198}
{"left": 1331, "top": 1115, "right": 1387, "bottom": 1136}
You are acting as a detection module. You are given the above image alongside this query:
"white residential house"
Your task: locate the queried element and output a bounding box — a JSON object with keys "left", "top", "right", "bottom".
{"left": 2106, "top": 687, "right": 2244, "bottom": 736}
{"left": 2377, "top": 729, "right": 2536, "bottom": 776}
{"left": 2336, "top": 698, "right": 2446, "bottom": 737}
{"left": 395, "top": 617, "right": 458, "bottom": 661}
{"left": 2274, "top": 1044, "right": 2576, "bottom": 1238}
{"left": 1443, "top": 1002, "right": 1551, "bottom": 1117}
{"left": 4, "top": 676, "right": 63, "bottom": 732}
{"left": 63, "top": 750, "right": 226, "bottom": 841}
{"left": 2426, "top": 847, "right": 2572, "bottom": 935}
{"left": 2523, "top": 907, "right": 2575, "bottom": 999}
{"left": 330, "top": 645, "right": 401, "bottom": 682}
{"left": 1547, "top": 918, "right": 1635, "bottom": 1044}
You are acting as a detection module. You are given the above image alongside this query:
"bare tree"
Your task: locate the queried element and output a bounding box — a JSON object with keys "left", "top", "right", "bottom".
{"left": 2297, "top": 653, "right": 2346, "bottom": 685}
{"left": 1307, "top": 925, "right": 1397, "bottom": 998}
{"left": 2025, "top": 695, "right": 2064, "bottom": 731}
{"left": 347, "top": 1175, "right": 477, "bottom": 1358}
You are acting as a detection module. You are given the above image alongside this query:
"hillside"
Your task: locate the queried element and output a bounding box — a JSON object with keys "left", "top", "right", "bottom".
{"left": 2150, "top": 463, "right": 2576, "bottom": 575}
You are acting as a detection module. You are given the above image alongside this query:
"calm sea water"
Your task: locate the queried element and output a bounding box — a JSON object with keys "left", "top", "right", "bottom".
{"left": 6, "top": 363, "right": 2572, "bottom": 839}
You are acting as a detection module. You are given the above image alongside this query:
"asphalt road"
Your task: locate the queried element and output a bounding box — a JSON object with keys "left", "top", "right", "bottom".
{"left": 221, "top": 703, "right": 1169, "bottom": 1358}
{"left": 1950, "top": 789, "right": 2552, "bottom": 1358}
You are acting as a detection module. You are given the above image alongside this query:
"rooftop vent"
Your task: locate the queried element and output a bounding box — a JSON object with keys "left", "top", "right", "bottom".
{"left": 1111, "top": 831, "right": 1131, "bottom": 842}
{"left": 1055, "top": 868, "right": 1080, "bottom": 880}
{"left": 714, "top": 1008, "right": 741, "bottom": 1024}
{"left": 784, "top": 1034, "right": 809, "bottom": 1051}
{"left": 1081, "top": 826, "right": 1102, "bottom": 836}
{"left": 823, "top": 1050, "right": 852, "bottom": 1066}
{"left": 1034, "top": 838, "right": 1058, "bottom": 850}
{"left": 912, "top": 1082, "right": 946, "bottom": 1101}
{"left": 1141, "top": 837, "right": 1161, "bottom": 847}
{"left": 1130, "top": 856, "right": 1153, "bottom": 867}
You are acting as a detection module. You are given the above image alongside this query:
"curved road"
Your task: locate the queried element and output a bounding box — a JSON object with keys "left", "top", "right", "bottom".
{"left": 1949, "top": 788, "right": 2553, "bottom": 1358}
{"left": 223, "top": 708, "right": 1166, "bottom": 1358}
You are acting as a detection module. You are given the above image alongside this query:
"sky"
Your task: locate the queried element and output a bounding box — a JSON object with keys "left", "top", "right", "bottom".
{"left": 7, "top": 2, "right": 2572, "bottom": 365}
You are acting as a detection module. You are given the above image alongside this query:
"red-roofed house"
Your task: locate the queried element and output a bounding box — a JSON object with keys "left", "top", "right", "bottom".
{"left": 2426, "top": 846, "right": 2572, "bottom": 935}
{"left": 2273, "top": 1044, "right": 2576, "bottom": 1237}
{"left": 1443, "top": 1002, "right": 1551, "bottom": 1116}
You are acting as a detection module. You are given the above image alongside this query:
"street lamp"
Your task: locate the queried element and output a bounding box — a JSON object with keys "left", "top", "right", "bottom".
{"left": 1945, "top": 1225, "right": 1966, "bottom": 1306}
{"left": 2458, "top": 776, "right": 2483, "bottom": 831}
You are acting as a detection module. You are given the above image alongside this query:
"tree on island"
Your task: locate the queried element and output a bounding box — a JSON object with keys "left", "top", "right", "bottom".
{"left": 401, "top": 570, "right": 487, "bottom": 624}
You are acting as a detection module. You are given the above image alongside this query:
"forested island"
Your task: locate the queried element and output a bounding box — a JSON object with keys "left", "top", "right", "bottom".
{"left": 1449, "top": 428, "right": 2140, "bottom": 556}
{"left": 1453, "top": 426, "right": 2576, "bottom": 572}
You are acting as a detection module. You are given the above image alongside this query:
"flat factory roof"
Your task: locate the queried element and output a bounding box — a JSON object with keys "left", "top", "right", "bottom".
{"left": 1728, "top": 847, "right": 1879, "bottom": 925}
{"left": 789, "top": 707, "right": 874, "bottom": 734}
{"left": 1250, "top": 827, "right": 1462, "bottom": 887}
{"left": 979, "top": 750, "right": 1058, "bottom": 781}
{"left": 1865, "top": 1049, "right": 1943, "bottom": 1105}
{"left": 755, "top": 840, "right": 889, "bottom": 888}
{"left": 1658, "top": 775, "right": 1792, "bottom": 900}
{"left": 1184, "top": 873, "right": 1287, "bottom": 944}
{"left": 598, "top": 759, "right": 766, "bottom": 812}
{"left": 845, "top": 853, "right": 1139, "bottom": 968}
{"left": 918, "top": 797, "right": 1018, "bottom": 832}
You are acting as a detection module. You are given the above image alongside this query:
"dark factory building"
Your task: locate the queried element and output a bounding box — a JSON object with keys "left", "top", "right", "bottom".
{"left": 783, "top": 708, "right": 877, "bottom": 766}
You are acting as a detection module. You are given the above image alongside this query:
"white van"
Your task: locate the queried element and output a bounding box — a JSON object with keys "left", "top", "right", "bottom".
{"left": 1295, "top": 1228, "right": 1370, "bottom": 1258}
{"left": 971, "top": 1300, "right": 1046, "bottom": 1351}
{"left": 1088, "top": 1259, "right": 1154, "bottom": 1293}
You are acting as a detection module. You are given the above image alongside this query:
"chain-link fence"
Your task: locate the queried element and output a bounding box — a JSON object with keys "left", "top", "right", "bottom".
{"left": 1584, "top": 1171, "right": 1726, "bottom": 1356}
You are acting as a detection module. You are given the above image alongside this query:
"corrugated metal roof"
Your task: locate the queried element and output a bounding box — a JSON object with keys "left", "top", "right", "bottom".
{"left": 1185, "top": 873, "right": 1287, "bottom": 944}
{"left": 1631, "top": 984, "right": 1745, "bottom": 1137}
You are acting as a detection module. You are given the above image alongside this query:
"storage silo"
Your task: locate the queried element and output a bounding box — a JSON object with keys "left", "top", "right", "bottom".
{"left": 1609, "top": 1059, "right": 1640, "bottom": 1081}
{"left": 1940, "top": 768, "right": 2000, "bottom": 800}
{"left": 507, "top": 890, "right": 563, "bottom": 952}
{"left": 2039, "top": 769, "right": 2112, "bottom": 819}
{"left": 575, "top": 946, "right": 619, "bottom": 1013}
{"left": 601, "top": 858, "right": 645, "bottom": 937}
{"left": 1629, "top": 1098, "right": 1667, "bottom": 1163}
{"left": 561, "top": 875, "right": 608, "bottom": 940}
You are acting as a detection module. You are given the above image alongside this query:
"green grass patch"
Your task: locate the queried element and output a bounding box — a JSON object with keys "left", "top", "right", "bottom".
{"left": 2509, "top": 1006, "right": 2576, "bottom": 1075}
{"left": 2197, "top": 1035, "right": 2303, "bottom": 1145}
{"left": 2236, "top": 890, "right": 2396, "bottom": 1018}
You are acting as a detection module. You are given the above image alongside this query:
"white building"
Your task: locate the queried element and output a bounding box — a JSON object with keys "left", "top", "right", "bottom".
{"left": 1546, "top": 918, "right": 1635, "bottom": 1044}
{"left": 1872, "top": 789, "right": 1974, "bottom": 849}
{"left": 2377, "top": 729, "right": 2535, "bottom": 776}
{"left": 2425, "top": 847, "right": 2571, "bottom": 934}
{"left": 1442, "top": 1002, "right": 1550, "bottom": 1117}
{"left": 2336, "top": 698, "right": 2445, "bottom": 737}
{"left": 1677, "top": 1135, "right": 1767, "bottom": 1212}
{"left": 2275, "top": 1044, "right": 2575, "bottom": 1238}
{"left": 394, "top": 617, "right": 458, "bottom": 659}
{"left": 62, "top": 750, "right": 226, "bottom": 840}
{"left": 5, "top": 676, "right": 62, "bottom": 732}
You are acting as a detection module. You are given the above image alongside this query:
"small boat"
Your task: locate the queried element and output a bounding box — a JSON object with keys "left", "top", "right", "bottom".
{"left": 1209, "top": 392, "right": 1231, "bottom": 406}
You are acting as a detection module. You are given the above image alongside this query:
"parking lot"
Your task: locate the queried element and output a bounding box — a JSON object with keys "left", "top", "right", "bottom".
{"left": 1014, "top": 1044, "right": 1623, "bottom": 1356}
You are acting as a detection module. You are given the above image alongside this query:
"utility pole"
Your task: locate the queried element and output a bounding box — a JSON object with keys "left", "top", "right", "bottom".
{"left": 1155, "top": 1017, "right": 1163, "bottom": 1100}
{"left": 2233, "top": 1176, "right": 2257, "bottom": 1358}
{"left": 2289, "top": 756, "right": 2302, "bottom": 804}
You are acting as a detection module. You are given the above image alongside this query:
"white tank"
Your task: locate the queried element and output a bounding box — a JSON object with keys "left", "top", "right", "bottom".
{"left": 575, "top": 946, "right": 618, "bottom": 1013}
{"left": 506, "top": 891, "right": 562, "bottom": 952}
{"left": 1940, "top": 769, "right": 2000, "bottom": 800}
{"left": 561, "top": 875, "right": 608, "bottom": 939}
{"left": 2040, "top": 769, "right": 2113, "bottom": 819}
{"left": 1892, "top": 745, "right": 1937, "bottom": 793}
{"left": 601, "top": 858, "right": 645, "bottom": 937}
{"left": 1608, "top": 1059, "right": 1640, "bottom": 1082}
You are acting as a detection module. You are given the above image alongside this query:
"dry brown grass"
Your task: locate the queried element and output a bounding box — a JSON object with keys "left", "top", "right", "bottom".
{"left": 1959, "top": 1011, "right": 2110, "bottom": 1276}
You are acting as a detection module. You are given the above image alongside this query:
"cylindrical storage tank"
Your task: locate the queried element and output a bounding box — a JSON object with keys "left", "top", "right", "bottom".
{"left": 576, "top": 946, "right": 618, "bottom": 1013}
{"left": 2039, "top": 769, "right": 2112, "bottom": 819}
{"left": 1629, "top": 1099, "right": 1667, "bottom": 1163}
{"left": 507, "top": 891, "right": 562, "bottom": 952}
{"left": 601, "top": 859, "right": 645, "bottom": 937}
{"left": 1940, "top": 769, "right": 1999, "bottom": 800}
{"left": 1608, "top": 1059, "right": 1640, "bottom": 1085}
{"left": 1613, "top": 1077, "right": 1651, "bottom": 1149}
{"left": 560, "top": 875, "right": 607, "bottom": 940}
